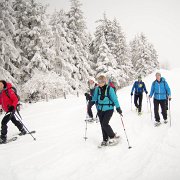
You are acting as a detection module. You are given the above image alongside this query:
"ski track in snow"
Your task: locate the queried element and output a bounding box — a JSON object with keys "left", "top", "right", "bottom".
{"left": 0, "top": 69, "right": 180, "bottom": 180}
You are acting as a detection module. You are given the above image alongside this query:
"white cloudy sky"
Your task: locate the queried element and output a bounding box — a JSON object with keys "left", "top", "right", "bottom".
{"left": 40, "top": 0, "right": 180, "bottom": 68}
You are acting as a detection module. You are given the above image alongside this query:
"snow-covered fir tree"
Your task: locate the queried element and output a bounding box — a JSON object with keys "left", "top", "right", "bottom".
{"left": 130, "top": 33, "right": 159, "bottom": 77}
{"left": 91, "top": 14, "right": 135, "bottom": 88}
{"left": 13, "top": 0, "right": 54, "bottom": 82}
{"left": 21, "top": 71, "right": 72, "bottom": 102}
{"left": 66, "top": 0, "right": 94, "bottom": 91}
{"left": 49, "top": 9, "right": 80, "bottom": 92}
{"left": 0, "top": 0, "right": 22, "bottom": 84}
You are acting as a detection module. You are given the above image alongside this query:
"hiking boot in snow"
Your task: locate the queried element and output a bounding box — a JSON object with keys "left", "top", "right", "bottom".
{"left": 0, "top": 135, "right": 7, "bottom": 144}
{"left": 164, "top": 120, "right": 168, "bottom": 124}
{"left": 114, "top": 133, "right": 120, "bottom": 139}
{"left": 108, "top": 138, "right": 119, "bottom": 146}
{"left": 19, "top": 128, "right": 27, "bottom": 136}
{"left": 154, "top": 121, "right": 161, "bottom": 127}
{"left": 100, "top": 141, "right": 108, "bottom": 146}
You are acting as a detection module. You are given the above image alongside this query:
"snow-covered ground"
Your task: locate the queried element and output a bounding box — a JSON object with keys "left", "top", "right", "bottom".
{"left": 0, "top": 69, "right": 180, "bottom": 180}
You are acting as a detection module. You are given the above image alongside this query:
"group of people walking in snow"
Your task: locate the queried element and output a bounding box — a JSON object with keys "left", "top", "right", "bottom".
{"left": 84, "top": 72, "right": 171, "bottom": 147}
{"left": 0, "top": 72, "right": 171, "bottom": 146}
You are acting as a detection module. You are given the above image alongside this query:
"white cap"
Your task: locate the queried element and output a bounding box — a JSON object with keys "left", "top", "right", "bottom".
{"left": 88, "top": 77, "right": 96, "bottom": 82}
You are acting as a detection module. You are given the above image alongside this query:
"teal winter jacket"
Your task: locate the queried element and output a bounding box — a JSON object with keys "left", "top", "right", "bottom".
{"left": 92, "top": 85, "right": 120, "bottom": 111}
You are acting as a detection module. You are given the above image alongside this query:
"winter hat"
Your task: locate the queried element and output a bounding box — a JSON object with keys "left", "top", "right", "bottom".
{"left": 88, "top": 77, "right": 96, "bottom": 82}
{"left": 0, "top": 80, "right": 7, "bottom": 88}
{"left": 97, "top": 75, "right": 107, "bottom": 84}
{"left": 138, "top": 75, "right": 142, "bottom": 79}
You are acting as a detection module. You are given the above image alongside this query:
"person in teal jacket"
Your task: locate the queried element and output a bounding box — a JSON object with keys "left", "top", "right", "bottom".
{"left": 92, "top": 75, "right": 122, "bottom": 147}
{"left": 149, "top": 72, "right": 171, "bottom": 126}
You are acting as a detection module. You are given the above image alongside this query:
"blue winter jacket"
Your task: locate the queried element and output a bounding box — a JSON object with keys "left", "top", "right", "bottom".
{"left": 149, "top": 77, "right": 171, "bottom": 100}
{"left": 131, "top": 81, "right": 148, "bottom": 95}
{"left": 92, "top": 86, "right": 120, "bottom": 111}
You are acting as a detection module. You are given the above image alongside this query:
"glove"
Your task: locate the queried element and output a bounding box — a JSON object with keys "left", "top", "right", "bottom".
{"left": 84, "top": 93, "right": 91, "bottom": 101}
{"left": 116, "top": 107, "right": 122, "bottom": 115}
{"left": 149, "top": 95, "right": 152, "bottom": 98}
{"left": 146, "top": 91, "right": 148, "bottom": 94}
{"left": 8, "top": 106, "right": 14, "bottom": 112}
{"left": 168, "top": 96, "right": 172, "bottom": 101}
{"left": 131, "top": 92, "right": 133, "bottom": 96}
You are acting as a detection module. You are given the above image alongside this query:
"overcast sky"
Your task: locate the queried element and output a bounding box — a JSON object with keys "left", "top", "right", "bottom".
{"left": 40, "top": 0, "right": 180, "bottom": 69}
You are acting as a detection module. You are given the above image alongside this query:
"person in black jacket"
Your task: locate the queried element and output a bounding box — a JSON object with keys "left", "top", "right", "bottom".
{"left": 84, "top": 77, "right": 97, "bottom": 121}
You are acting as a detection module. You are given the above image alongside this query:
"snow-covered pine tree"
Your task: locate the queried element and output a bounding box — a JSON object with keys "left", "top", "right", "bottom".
{"left": 130, "top": 33, "right": 159, "bottom": 77}
{"left": 66, "top": 0, "right": 93, "bottom": 91}
{"left": 96, "top": 35, "right": 117, "bottom": 76}
{"left": 91, "top": 14, "right": 134, "bottom": 88}
{"left": 108, "top": 18, "right": 135, "bottom": 87}
{"left": 21, "top": 71, "right": 72, "bottom": 102}
{"left": 13, "top": 0, "right": 54, "bottom": 82}
{"left": 0, "top": 0, "right": 22, "bottom": 83}
{"left": 49, "top": 9, "right": 77, "bottom": 92}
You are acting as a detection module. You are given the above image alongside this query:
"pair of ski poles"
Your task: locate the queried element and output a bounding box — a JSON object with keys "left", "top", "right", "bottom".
{"left": 5, "top": 109, "right": 36, "bottom": 141}
{"left": 147, "top": 96, "right": 172, "bottom": 127}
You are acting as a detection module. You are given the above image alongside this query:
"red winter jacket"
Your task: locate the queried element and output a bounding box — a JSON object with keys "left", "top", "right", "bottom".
{"left": 0, "top": 83, "right": 18, "bottom": 112}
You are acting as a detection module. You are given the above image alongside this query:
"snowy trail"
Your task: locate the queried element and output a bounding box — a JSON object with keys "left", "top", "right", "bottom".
{"left": 1, "top": 69, "right": 180, "bottom": 180}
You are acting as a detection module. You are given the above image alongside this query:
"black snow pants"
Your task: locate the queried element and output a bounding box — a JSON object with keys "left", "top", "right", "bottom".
{"left": 134, "top": 93, "right": 143, "bottom": 112}
{"left": 87, "top": 100, "right": 95, "bottom": 118}
{"left": 1, "top": 113, "right": 23, "bottom": 138}
{"left": 153, "top": 99, "right": 167, "bottom": 122}
{"left": 98, "top": 109, "right": 115, "bottom": 142}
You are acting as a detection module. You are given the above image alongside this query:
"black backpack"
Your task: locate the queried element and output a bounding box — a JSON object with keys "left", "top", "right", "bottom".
{"left": 97, "top": 85, "right": 115, "bottom": 106}
{"left": 5, "top": 87, "right": 20, "bottom": 101}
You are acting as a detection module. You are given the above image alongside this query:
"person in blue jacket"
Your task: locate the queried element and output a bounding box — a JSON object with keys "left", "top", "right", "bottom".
{"left": 92, "top": 75, "right": 122, "bottom": 147}
{"left": 149, "top": 72, "right": 171, "bottom": 126}
{"left": 131, "top": 75, "right": 148, "bottom": 115}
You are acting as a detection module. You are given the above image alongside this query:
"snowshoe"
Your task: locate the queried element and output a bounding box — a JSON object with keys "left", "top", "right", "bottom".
{"left": 98, "top": 141, "right": 108, "bottom": 148}
{"left": 154, "top": 122, "right": 161, "bottom": 127}
{"left": 108, "top": 138, "right": 119, "bottom": 146}
{"left": 85, "top": 117, "right": 95, "bottom": 123}
{"left": 164, "top": 120, "right": 168, "bottom": 124}
{"left": 0, "top": 136, "right": 7, "bottom": 144}
{"left": 19, "top": 128, "right": 27, "bottom": 136}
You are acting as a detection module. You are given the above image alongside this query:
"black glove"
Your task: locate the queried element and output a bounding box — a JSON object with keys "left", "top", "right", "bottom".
{"left": 146, "top": 91, "right": 148, "bottom": 94}
{"left": 131, "top": 92, "right": 133, "bottom": 96}
{"left": 84, "top": 93, "right": 91, "bottom": 101}
{"left": 8, "top": 106, "right": 14, "bottom": 112}
{"left": 116, "top": 107, "right": 122, "bottom": 115}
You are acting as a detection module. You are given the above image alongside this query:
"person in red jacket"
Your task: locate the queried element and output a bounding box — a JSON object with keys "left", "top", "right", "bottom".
{"left": 0, "top": 80, "right": 26, "bottom": 143}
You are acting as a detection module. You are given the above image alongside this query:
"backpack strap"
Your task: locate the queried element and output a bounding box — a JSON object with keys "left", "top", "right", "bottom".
{"left": 97, "top": 86, "right": 114, "bottom": 107}
{"left": 5, "top": 89, "right": 10, "bottom": 99}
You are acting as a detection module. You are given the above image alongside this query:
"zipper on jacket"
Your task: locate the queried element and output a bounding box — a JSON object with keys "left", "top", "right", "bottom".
{"left": 158, "top": 83, "right": 160, "bottom": 99}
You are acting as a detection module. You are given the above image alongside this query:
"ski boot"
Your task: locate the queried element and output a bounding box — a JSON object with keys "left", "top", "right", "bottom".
{"left": 154, "top": 121, "right": 161, "bottom": 127}
{"left": 0, "top": 135, "right": 7, "bottom": 144}
{"left": 19, "top": 128, "right": 27, "bottom": 136}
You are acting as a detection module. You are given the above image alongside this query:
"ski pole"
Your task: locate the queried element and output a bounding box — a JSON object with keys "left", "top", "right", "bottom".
{"left": 146, "top": 94, "right": 149, "bottom": 112}
{"left": 131, "top": 96, "right": 132, "bottom": 111}
{"left": 84, "top": 100, "right": 89, "bottom": 140}
{"left": 120, "top": 115, "right": 132, "bottom": 149}
{"left": 14, "top": 113, "right": 36, "bottom": 141}
{"left": 169, "top": 100, "right": 171, "bottom": 127}
{"left": 149, "top": 97, "right": 153, "bottom": 123}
